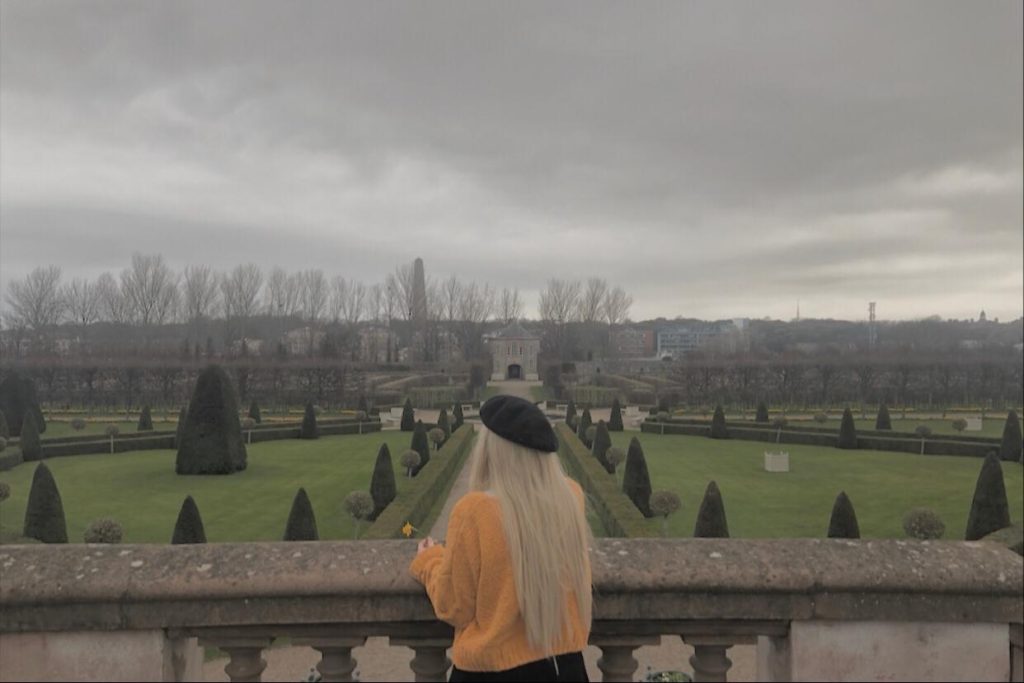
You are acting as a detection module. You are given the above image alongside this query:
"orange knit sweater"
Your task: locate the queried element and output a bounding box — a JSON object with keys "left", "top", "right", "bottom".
{"left": 409, "top": 479, "right": 591, "bottom": 672}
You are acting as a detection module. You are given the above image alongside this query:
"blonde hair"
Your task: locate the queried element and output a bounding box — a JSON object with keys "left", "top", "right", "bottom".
{"left": 469, "top": 427, "right": 593, "bottom": 654}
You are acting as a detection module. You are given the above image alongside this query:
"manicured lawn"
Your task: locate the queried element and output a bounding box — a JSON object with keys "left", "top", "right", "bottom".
{"left": 0, "top": 432, "right": 427, "bottom": 544}
{"left": 604, "top": 432, "right": 1024, "bottom": 539}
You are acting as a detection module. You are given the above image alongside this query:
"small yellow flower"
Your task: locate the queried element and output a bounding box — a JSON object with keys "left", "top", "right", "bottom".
{"left": 402, "top": 522, "right": 417, "bottom": 538}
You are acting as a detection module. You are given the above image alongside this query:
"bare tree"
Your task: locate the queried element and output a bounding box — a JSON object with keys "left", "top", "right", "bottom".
{"left": 366, "top": 283, "right": 385, "bottom": 323}
{"left": 538, "top": 278, "right": 581, "bottom": 324}
{"left": 602, "top": 285, "right": 633, "bottom": 325}
{"left": 389, "top": 264, "right": 416, "bottom": 321}
{"left": 96, "top": 272, "right": 131, "bottom": 324}
{"left": 539, "top": 278, "right": 581, "bottom": 359}
{"left": 120, "top": 253, "right": 179, "bottom": 326}
{"left": 181, "top": 265, "right": 220, "bottom": 322}
{"left": 343, "top": 281, "right": 366, "bottom": 325}
{"left": 62, "top": 278, "right": 102, "bottom": 328}
{"left": 221, "top": 264, "right": 263, "bottom": 340}
{"left": 297, "top": 269, "right": 328, "bottom": 354}
{"left": 456, "top": 281, "right": 496, "bottom": 358}
{"left": 4, "top": 265, "right": 64, "bottom": 346}
{"left": 579, "top": 277, "right": 608, "bottom": 323}
{"left": 265, "top": 267, "right": 300, "bottom": 318}
{"left": 499, "top": 287, "right": 523, "bottom": 324}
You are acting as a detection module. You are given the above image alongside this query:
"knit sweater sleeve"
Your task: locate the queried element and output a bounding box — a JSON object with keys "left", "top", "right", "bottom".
{"left": 408, "top": 498, "right": 480, "bottom": 629}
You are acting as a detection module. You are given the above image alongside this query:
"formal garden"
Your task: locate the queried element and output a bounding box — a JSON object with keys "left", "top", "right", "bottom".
{"left": 0, "top": 367, "right": 473, "bottom": 546}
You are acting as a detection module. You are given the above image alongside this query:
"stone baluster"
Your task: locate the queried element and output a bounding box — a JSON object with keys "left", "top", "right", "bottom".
{"left": 683, "top": 635, "right": 734, "bottom": 683}
{"left": 590, "top": 634, "right": 660, "bottom": 682}
{"left": 391, "top": 636, "right": 452, "bottom": 682}
{"left": 199, "top": 636, "right": 273, "bottom": 683}
{"left": 292, "top": 636, "right": 366, "bottom": 682}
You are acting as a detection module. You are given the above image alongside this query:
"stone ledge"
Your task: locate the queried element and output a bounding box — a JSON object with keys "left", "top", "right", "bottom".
{"left": 1, "top": 539, "right": 1020, "bottom": 633}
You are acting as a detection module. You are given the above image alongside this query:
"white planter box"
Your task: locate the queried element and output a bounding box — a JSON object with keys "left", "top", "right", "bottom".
{"left": 765, "top": 451, "right": 790, "bottom": 472}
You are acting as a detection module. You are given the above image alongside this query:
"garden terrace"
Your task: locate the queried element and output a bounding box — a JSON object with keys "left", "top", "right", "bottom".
{"left": 0, "top": 539, "right": 1020, "bottom": 682}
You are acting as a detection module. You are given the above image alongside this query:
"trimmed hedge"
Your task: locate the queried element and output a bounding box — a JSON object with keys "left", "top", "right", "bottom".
{"left": 363, "top": 425, "right": 475, "bottom": 539}
{"left": 555, "top": 423, "right": 657, "bottom": 538}
{"left": 640, "top": 421, "right": 1000, "bottom": 458}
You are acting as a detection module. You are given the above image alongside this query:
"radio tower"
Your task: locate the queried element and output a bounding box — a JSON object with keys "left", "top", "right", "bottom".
{"left": 868, "top": 302, "right": 877, "bottom": 350}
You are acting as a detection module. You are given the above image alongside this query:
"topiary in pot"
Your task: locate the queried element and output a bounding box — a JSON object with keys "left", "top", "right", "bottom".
{"left": 344, "top": 490, "right": 374, "bottom": 539}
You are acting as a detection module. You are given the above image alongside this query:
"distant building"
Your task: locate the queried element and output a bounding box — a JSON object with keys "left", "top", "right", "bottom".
{"left": 609, "top": 328, "right": 656, "bottom": 358}
{"left": 282, "top": 326, "right": 326, "bottom": 356}
{"left": 486, "top": 321, "right": 540, "bottom": 380}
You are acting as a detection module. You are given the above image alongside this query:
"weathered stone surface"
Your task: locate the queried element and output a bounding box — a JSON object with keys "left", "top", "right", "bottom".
{"left": 0, "top": 539, "right": 1020, "bottom": 633}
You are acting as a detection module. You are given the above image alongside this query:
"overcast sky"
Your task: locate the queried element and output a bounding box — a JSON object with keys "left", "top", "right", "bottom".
{"left": 1, "top": 1, "right": 1021, "bottom": 322}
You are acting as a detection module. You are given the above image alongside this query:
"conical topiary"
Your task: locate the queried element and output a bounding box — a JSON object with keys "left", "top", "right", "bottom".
{"left": 284, "top": 487, "right": 319, "bottom": 541}
{"left": 622, "top": 437, "right": 653, "bottom": 518}
{"left": 609, "top": 397, "right": 624, "bottom": 431}
{"left": 249, "top": 399, "right": 262, "bottom": 424}
{"left": 999, "top": 410, "right": 1022, "bottom": 462}
{"left": 171, "top": 495, "right": 207, "bottom": 544}
{"left": 592, "top": 421, "right": 613, "bottom": 473}
{"left": 453, "top": 402, "right": 465, "bottom": 430}
{"left": 175, "top": 365, "right": 248, "bottom": 475}
{"left": 137, "top": 405, "right": 153, "bottom": 431}
{"left": 19, "top": 411, "right": 42, "bottom": 462}
{"left": 174, "top": 405, "right": 187, "bottom": 448}
{"left": 565, "top": 400, "right": 577, "bottom": 430}
{"left": 23, "top": 463, "right": 67, "bottom": 543}
{"left": 965, "top": 453, "right": 1011, "bottom": 540}
{"left": 0, "top": 409, "right": 8, "bottom": 439}
{"left": 693, "top": 481, "right": 729, "bottom": 538}
{"left": 300, "top": 402, "right": 319, "bottom": 439}
{"left": 358, "top": 394, "right": 368, "bottom": 414}
{"left": 369, "top": 443, "right": 397, "bottom": 520}
{"left": 578, "top": 408, "right": 593, "bottom": 448}
{"left": 827, "top": 491, "right": 861, "bottom": 538}
{"left": 0, "top": 371, "right": 46, "bottom": 436}
{"left": 400, "top": 398, "right": 415, "bottom": 432}
{"left": 837, "top": 407, "right": 858, "bottom": 449}
{"left": 710, "top": 405, "right": 729, "bottom": 439}
{"left": 755, "top": 402, "right": 769, "bottom": 423}
{"left": 437, "top": 408, "right": 451, "bottom": 443}
{"left": 410, "top": 420, "right": 430, "bottom": 476}
{"left": 875, "top": 404, "right": 892, "bottom": 431}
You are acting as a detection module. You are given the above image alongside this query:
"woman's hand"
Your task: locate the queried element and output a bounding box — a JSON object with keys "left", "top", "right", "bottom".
{"left": 417, "top": 537, "right": 438, "bottom": 554}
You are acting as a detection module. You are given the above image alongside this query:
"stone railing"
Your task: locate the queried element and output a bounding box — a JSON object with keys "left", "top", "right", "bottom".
{"left": 1, "top": 539, "right": 1021, "bottom": 682}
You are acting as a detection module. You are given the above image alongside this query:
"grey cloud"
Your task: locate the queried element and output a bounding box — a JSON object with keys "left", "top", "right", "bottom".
{"left": 1, "top": 0, "right": 1021, "bottom": 321}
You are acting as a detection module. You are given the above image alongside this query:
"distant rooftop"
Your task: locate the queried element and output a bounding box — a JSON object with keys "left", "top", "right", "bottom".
{"left": 487, "top": 320, "right": 539, "bottom": 340}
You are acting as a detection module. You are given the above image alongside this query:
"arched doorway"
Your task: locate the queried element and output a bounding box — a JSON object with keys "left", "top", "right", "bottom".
{"left": 507, "top": 364, "right": 522, "bottom": 379}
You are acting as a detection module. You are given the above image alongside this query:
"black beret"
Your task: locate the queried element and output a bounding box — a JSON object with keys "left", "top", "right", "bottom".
{"left": 479, "top": 395, "right": 558, "bottom": 453}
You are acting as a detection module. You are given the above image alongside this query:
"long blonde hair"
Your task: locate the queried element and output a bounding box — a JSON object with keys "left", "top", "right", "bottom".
{"left": 469, "top": 426, "right": 593, "bottom": 654}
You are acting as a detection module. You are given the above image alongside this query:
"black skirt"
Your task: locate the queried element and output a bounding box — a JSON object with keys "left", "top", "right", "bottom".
{"left": 449, "top": 651, "right": 588, "bottom": 682}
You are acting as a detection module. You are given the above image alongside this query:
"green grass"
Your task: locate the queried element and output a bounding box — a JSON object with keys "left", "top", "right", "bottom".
{"left": 529, "top": 385, "right": 553, "bottom": 402}
{"left": 0, "top": 432, "right": 421, "bottom": 544}
{"left": 605, "top": 432, "right": 1024, "bottom": 539}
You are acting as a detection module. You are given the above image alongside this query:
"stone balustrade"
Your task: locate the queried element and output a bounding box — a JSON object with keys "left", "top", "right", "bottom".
{"left": 1, "top": 539, "right": 1021, "bottom": 682}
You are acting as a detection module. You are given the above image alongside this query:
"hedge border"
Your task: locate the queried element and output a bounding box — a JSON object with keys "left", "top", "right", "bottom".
{"left": 655, "top": 417, "right": 1002, "bottom": 446}
{"left": 555, "top": 423, "right": 656, "bottom": 538}
{"left": 363, "top": 424, "right": 476, "bottom": 539}
{"left": 639, "top": 421, "right": 1002, "bottom": 458}
{"left": 0, "top": 421, "right": 382, "bottom": 466}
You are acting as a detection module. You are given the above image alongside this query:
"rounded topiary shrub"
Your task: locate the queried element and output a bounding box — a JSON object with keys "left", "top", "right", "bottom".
{"left": 70, "top": 418, "right": 87, "bottom": 432}
{"left": 84, "top": 518, "right": 123, "bottom": 544}
{"left": 400, "top": 449, "right": 421, "bottom": 477}
{"left": 814, "top": 412, "right": 829, "bottom": 424}
{"left": 105, "top": 424, "right": 120, "bottom": 438}
{"left": 176, "top": 365, "right": 248, "bottom": 475}
{"left": 428, "top": 427, "right": 446, "bottom": 450}
{"left": 902, "top": 508, "right": 945, "bottom": 540}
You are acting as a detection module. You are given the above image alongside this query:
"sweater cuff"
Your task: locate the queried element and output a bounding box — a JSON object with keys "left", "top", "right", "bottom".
{"left": 409, "top": 544, "right": 445, "bottom": 583}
